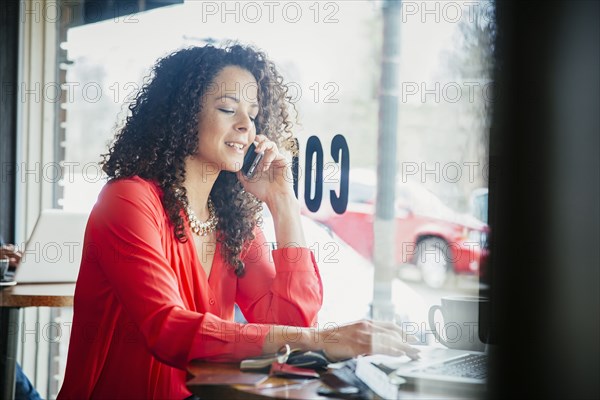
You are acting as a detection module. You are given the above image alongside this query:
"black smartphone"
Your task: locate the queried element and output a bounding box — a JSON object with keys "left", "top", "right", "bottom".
{"left": 241, "top": 143, "right": 264, "bottom": 178}
{"left": 317, "top": 374, "right": 361, "bottom": 398}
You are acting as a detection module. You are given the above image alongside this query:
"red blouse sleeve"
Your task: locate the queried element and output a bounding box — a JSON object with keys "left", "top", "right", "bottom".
{"left": 88, "top": 179, "right": 271, "bottom": 366}
{"left": 236, "top": 226, "right": 324, "bottom": 328}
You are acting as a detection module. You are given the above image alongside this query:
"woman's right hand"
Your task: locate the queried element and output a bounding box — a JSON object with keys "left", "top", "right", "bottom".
{"left": 317, "top": 320, "right": 421, "bottom": 361}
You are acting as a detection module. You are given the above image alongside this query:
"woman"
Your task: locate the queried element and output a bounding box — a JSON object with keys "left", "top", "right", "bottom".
{"left": 58, "top": 43, "right": 418, "bottom": 399}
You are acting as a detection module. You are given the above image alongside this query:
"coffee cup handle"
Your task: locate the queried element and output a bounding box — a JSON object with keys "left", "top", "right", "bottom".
{"left": 428, "top": 305, "right": 450, "bottom": 348}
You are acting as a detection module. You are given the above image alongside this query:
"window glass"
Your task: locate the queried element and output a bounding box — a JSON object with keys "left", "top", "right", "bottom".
{"left": 61, "top": 0, "right": 493, "bottom": 355}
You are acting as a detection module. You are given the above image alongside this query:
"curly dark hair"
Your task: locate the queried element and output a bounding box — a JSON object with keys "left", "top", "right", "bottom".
{"left": 101, "top": 43, "right": 298, "bottom": 276}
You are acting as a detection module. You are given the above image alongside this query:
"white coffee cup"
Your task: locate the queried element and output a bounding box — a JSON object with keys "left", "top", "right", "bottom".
{"left": 0, "top": 258, "right": 9, "bottom": 281}
{"left": 428, "top": 295, "right": 489, "bottom": 352}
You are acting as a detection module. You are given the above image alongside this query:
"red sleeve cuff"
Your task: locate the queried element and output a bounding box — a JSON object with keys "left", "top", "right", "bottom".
{"left": 188, "top": 313, "right": 271, "bottom": 362}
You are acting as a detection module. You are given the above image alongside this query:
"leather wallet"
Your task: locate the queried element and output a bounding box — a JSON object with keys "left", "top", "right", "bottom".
{"left": 269, "top": 362, "right": 320, "bottom": 379}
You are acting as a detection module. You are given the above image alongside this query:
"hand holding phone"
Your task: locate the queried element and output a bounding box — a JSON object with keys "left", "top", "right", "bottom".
{"left": 241, "top": 142, "right": 264, "bottom": 178}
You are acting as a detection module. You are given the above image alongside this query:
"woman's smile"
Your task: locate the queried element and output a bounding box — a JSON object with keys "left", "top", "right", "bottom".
{"left": 224, "top": 141, "right": 247, "bottom": 154}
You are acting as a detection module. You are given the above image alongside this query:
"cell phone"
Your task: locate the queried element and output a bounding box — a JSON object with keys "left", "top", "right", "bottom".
{"left": 317, "top": 374, "right": 361, "bottom": 398}
{"left": 241, "top": 143, "right": 264, "bottom": 178}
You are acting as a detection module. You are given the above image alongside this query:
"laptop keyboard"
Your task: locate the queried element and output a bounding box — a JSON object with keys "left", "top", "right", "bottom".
{"left": 420, "top": 354, "right": 487, "bottom": 380}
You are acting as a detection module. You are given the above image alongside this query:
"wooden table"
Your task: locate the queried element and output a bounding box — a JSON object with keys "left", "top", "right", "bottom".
{"left": 186, "top": 360, "right": 484, "bottom": 400}
{"left": 0, "top": 283, "right": 75, "bottom": 400}
{"left": 186, "top": 361, "right": 329, "bottom": 400}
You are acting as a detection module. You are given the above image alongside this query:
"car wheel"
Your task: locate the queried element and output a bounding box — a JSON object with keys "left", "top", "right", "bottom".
{"left": 414, "top": 238, "right": 451, "bottom": 289}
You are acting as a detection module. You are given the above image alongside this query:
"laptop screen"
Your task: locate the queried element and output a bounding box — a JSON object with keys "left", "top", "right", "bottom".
{"left": 15, "top": 209, "right": 89, "bottom": 284}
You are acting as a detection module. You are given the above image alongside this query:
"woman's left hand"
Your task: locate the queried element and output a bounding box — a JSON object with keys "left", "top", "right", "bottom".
{"left": 237, "top": 134, "right": 294, "bottom": 203}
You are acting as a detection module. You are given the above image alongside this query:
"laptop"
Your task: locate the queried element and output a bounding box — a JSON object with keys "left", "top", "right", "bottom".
{"left": 4, "top": 209, "right": 89, "bottom": 284}
{"left": 375, "top": 345, "right": 488, "bottom": 395}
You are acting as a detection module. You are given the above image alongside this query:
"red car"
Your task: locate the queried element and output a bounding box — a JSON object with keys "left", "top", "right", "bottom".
{"left": 306, "top": 173, "right": 489, "bottom": 288}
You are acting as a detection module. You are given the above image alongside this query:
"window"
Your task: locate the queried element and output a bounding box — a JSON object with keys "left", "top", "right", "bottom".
{"left": 57, "top": 0, "right": 493, "bottom": 393}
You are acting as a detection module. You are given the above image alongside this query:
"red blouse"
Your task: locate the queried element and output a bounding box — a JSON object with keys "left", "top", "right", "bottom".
{"left": 57, "top": 177, "right": 323, "bottom": 399}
